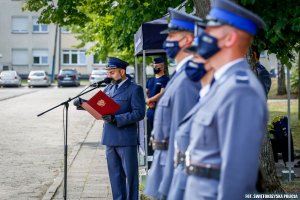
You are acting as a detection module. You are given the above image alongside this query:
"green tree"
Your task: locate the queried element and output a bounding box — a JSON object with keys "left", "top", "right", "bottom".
{"left": 23, "top": 0, "right": 188, "bottom": 62}
{"left": 241, "top": 0, "right": 300, "bottom": 96}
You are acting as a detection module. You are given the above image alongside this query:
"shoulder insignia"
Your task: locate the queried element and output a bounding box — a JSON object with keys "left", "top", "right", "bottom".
{"left": 235, "top": 70, "right": 249, "bottom": 84}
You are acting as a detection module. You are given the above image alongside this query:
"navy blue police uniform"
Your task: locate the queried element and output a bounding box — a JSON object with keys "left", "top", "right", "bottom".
{"left": 146, "top": 58, "right": 169, "bottom": 168}
{"left": 146, "top": 75, "right": 169, "bottom": 121}
{"left": 102, "top": 57, "right": 145, "bottom": 200}
{"left": 255, "top": 62, "right": 271, "bottom": 96}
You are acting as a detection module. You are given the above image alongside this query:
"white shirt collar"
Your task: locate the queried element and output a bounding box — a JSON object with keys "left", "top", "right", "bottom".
{"left": 118, "top": 78, "right": 128, "bottom": 88}
{"left": 176, "top": 55, "right": 193, "bottom": 72}
{"left": 199, "top": 84, "right": 210, "bottom": 100}
{"left": 214, "top": 58, "right": 245, "bottom": 81}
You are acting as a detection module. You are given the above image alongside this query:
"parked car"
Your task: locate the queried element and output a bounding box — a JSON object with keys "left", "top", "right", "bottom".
{"left": 57, "top": 69, "right": 80, "bottom": 87}
{"left": 28, "top": 70, "right": 51, "bottom": 87}
{"left": 89, "top": 69, "right": 108, "bottom": 85}
{"left": 0, "top": 70, "right": 22, "bottom": 87}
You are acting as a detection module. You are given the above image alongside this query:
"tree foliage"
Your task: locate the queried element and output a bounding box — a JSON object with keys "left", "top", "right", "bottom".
{"left": 23, "top": 0, "right": 189, "bottom": 62}
{"left": 23, "top": 0, "right": 299, "bottom": 67}
{"left": 240, "top": 0, "right": 300, "bottom": 68}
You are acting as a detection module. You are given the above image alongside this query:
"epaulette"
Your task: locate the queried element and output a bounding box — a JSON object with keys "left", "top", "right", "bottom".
{"left": 235, "top": 71, "right": 249, "bottom": 84}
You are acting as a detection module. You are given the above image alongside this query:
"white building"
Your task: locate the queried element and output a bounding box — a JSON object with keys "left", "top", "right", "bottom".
{"left": 0, "top": 0, "right": 106, "bottom": 78}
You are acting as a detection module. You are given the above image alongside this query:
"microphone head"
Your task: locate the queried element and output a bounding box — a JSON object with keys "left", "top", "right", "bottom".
{"left": 73, "top": 98, "right": 82, "bottom": 107}
{"left": 103, "top": 77, "right": 112, "bottom": 84}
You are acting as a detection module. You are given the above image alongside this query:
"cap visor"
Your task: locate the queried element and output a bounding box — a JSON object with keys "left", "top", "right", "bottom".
{"left": 196, "top": 21, "right": 207, "bottom": 28}
{"left": 105, "top": 66, "right": 118, "bottom": 70}
{"left": 160, "top": 27, "right": 179, "bottom": 34}
{"left": 205, "top": 19, "right": 225, "bottom": 27}
{"left": 160, "top": 27, "right": 189, "bottom": 34}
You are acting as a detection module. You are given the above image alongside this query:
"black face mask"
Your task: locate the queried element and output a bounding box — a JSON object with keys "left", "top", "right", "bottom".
{"left": 196, "top": 32, "right": 221, "bottom": 59}
{"left": 111, "top": 71, "right": 123, "bottom": 85}
{"left": 153, "top": 68, "right": 161, "bottom": 74}
{"left": 112, "top": 79, "right": 122, "bottom": 85}
{"left": 185, "top": 60, "right": 207, "bottom": 82}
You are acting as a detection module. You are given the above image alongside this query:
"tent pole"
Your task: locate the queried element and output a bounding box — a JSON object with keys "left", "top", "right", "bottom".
{"left": 287, "top": 67, "right": 292, "bottom": 182}
{"left": 135, "top": 56, "right": 138, "bottom": 83}
{"left": 143, "top": 50, "right": 149, "bottom": 174}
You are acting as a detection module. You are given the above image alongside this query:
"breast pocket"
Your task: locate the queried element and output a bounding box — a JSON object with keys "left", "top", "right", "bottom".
{"left": 114, "top": 96, "right": 129, "bottom": 112}
{"left": 154, "top": 95, "right": 170, "bottom": 120}
{"left": 115, "top": 96, "right": 128, "bottom": 101}
{"left": 176, "top": 122, "right": 191, "bottom": 151}
{"left": 159, "top": 96, "right": 172, "bottom": 137}
{"left": 191, "top": 111, "right": 214, "bottom": 146}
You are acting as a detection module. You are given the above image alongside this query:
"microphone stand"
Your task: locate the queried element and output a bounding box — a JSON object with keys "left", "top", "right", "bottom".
{"left": 37, "top": 82, "right": 104, "bottom": 200}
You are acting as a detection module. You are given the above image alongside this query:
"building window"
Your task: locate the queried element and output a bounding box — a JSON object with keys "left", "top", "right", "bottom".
{"left": 12, "top": 49, "right": 28, "bottom": 65}
{"left": 32, "top": 17, "right": 48, "bottom": 33}
{"left": 62, "top": 50, "right": 86, "bottom": 65}
{"left": 33, "top": 49, "right": 48, "bottom": 65}
{"left": 12, "top": 16, "right": 28, "bottom": 33}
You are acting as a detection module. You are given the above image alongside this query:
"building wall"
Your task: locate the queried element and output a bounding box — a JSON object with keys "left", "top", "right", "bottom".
{"left": 0, "top": 0, "right": 105, "bottom": 77}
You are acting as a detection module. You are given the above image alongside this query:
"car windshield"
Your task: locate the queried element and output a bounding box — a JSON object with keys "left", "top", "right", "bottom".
{"left": 92, "top": 70, "right": 106, "bottom": 75}
{"left": 61, "top": 70, "right": 76, "bottom": 75}
{"left": 31, "top": 72, "right": 45, "bottom": 76}
{"left": 1, "top": 71, "right": 15, "bottom": 76}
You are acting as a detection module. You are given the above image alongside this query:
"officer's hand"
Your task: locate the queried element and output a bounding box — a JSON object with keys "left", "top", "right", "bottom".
{"left": 146, "top": 98, "right": 151, "bottom": 104}
{"left": 73, "top": 97, "right": 86, "bottom": 110}
{"left": 102, "top": 115, "right": 117, "bottom": 125}
{"left": 148, "top": 102, "right": 156, "bottom": 109}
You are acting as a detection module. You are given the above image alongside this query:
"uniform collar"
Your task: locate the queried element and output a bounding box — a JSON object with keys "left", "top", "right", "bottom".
{"left": 176, "top": 55, "right": 193, "bottom": 72}
{"left": 214, "top": 58, "right": 245, "bottom": 81}
{"left": 117, "top": 77, "right": 128, "bottom": 88}
{"left": 199, "top": 84, "right": 210, "bottom": 100}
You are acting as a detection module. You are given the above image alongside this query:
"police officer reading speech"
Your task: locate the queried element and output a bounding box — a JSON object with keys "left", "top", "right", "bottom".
{"left": 102, "top": 57, "right": 145, "bottom": 200}
{"left": 74, "top": 57, "right": 145, "bottom": 200}
{"left": 184, "top": 0, "right": 268, "bottom": 199}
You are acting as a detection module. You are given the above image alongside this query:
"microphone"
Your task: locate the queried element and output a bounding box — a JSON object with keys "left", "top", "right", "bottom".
{"left": 91, "top": 77, "right": 112, "bottom": 87}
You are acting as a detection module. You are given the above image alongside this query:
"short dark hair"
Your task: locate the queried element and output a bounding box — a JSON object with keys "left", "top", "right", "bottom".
{"left": 251, "top": 45, "right": 260, "bottom": 58}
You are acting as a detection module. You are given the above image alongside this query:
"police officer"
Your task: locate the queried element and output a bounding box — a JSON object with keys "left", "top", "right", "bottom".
{"left": 184, "top": 0, "right": 268, "bottom": 199}
{"left": 251, "top": 45, "right": 272, "bottom": 97}
{"left": 144, "top": 8, "right": 202, "bottom": 199}
{"left": 146, "top": 57, "right": 170, "bottom": 168}
{"left": 102, "top": 57, "right": 145, "bottom": 200}
{"left": 168, "top": 35, "right": 215, "bottom": 200}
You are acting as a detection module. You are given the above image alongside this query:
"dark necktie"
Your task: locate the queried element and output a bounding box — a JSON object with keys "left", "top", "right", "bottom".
{"left": 114, "top": 84, "right": 119, "bottom": 94}
{"left": 210, "top": 77, "right": 216, "bottom": 87}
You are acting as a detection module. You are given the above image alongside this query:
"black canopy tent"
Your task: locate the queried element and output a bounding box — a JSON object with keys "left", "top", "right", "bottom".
{"left": 134, "top": 16, "right": 168, "bottom": 56}
{"left": 134, "top": 16, "right": 168, "bottom": 172}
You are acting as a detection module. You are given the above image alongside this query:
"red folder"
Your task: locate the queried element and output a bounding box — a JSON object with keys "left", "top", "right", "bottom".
{"left": 82, "top": 90, "right": 120, "bottom": 120}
